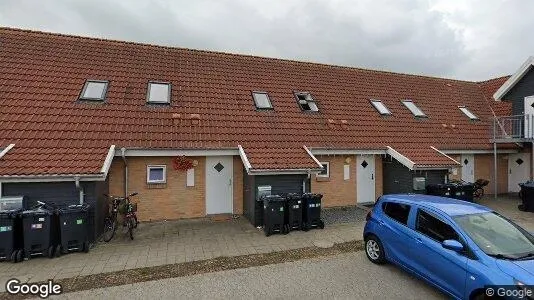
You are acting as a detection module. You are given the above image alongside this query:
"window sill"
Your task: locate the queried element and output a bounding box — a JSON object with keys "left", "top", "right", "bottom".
{"left": 316, "top": 177, "right": 330, "bottom": 182}
{"left": 146, "top": 183, "right": 167, "bottom": 189}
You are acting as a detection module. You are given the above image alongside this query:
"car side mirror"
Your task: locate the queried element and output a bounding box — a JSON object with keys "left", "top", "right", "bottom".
{"left": 442, "top": 240, "right": 464, "bottom": 252}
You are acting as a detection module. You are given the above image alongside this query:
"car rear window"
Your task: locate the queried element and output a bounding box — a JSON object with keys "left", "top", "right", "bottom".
{"left": 382, "top": 202, "right": 411, "bottom": 225}
{"left": 416, "top": 210, "right": 459, "bottom": 243}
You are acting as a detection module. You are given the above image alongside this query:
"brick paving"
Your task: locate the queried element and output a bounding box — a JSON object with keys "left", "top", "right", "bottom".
{"left": 0, "top": 216, "right": 363, "bottom": 292}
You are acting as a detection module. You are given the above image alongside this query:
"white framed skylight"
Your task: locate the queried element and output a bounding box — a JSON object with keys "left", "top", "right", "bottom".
{"left": 370, "top": 99, "right": 392, "bottom": 115}
{"left": 252, "top": 92, "right": 273, "bottom": 109}
{"left": 147, "top": 82, "right": 171, "bottom": 104}
{"left": 458, "top": 106, "right": 479, "bottom": 120}
{"left": 295, "top": 92, "right": 318, "bottom": 112}
{"left": 80, "top": 80, "right": 109, "bottom": 101}
{"left": 402, "top": 100, "right": 426, "bottom": 117}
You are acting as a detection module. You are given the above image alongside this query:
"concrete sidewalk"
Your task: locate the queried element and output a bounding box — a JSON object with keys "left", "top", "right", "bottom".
{"left": 0, "top": 216, "right": 363, "bottom": 292}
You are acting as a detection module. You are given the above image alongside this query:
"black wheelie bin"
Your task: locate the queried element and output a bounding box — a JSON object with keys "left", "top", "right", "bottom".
{"left": 302, "top": 193, "right": 325, "bottom": 231}
{"left": 0, "top": 197, "right": 24, "bottom": 263}
{"left": 426, "top": 183, "right": 453, "bottom": 198}
{"left": 57, "top": 204, "right": 91, "bottom": 254}
{"left": 519, "top": 181, "right": 534, "bottom": 212}
{"left": 453, "top": 182, "right": 475, "bottom": 202}
{"left": 284, "top": 193, "right": 303, "bottom": 232}
{"left": 21, "top": 204, "right": 58, "bottom": 260}
{"left": 262, "top": 195, "right": 287, "bottom": 236}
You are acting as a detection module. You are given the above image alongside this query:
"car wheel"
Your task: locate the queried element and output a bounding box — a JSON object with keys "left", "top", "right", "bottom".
{"left": 365, "top": 235, "right": 386, "bottom": 264}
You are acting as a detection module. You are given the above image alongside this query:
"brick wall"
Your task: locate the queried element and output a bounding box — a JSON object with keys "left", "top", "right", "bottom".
{"left": 311, "top": 154, "right": 382, "bottom": 206}
{"left": 375, "top": 155, "right": 383, "bottom": 198}
{"left": 233, "top": 156, "right": 244, "bottom": 214}
{"left": 448, "top": 155, "right": 462, "bottom": 181}
{"left": 312, "top": 155, "right": 356, "bottom": 207}
{"left": 107, "top": 156, "right": 244, "bottom": 222}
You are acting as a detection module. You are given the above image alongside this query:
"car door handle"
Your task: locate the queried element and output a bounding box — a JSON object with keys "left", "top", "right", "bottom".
{"left": 415, "top": 237, "right": 423, "bottom": 244}
{"left": 377, "top": 220, "right": 385, "bottom": 226}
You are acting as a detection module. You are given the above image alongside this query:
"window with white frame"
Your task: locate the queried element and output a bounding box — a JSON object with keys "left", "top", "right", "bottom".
{"left": 147, "top": 82, "right": 171, "bottom": 104}
{"left": 252, "top": 92, "right": 273, "bottom": 109}
{"left": 317, "top": 162, "right": 330, "bottom": 177}
{"left": 80, "top": 80, "right": 109, "bottom": 101}
{"left": 147, "top": 165, "right": 166, "bottom": 184}
{"left": 295, "top": 92, "right": 318, "bottom": 112}
{"left": 370, "top": 99, "right": 392, "bottom": 115}
{"left": 402, "top": 100, "right": 427, "bottom": 117}
{"left": 458, "top": 106, "right": 479, "bottom": 120}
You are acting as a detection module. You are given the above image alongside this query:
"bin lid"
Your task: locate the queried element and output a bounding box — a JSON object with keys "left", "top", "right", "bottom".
{"left": 302, "top": 193, "right": 323, "bottom": 199}
{"left": 520, "top": 181, "right": 534, "bottom": 188}
{"left": 262, "top": 195, "right": 285, "bottom": 202}
{"left": 57, "top": 203, "right": 90, "bottom": 213}
{"left": 21, "top": 207, "right": 52, "bottom": 216}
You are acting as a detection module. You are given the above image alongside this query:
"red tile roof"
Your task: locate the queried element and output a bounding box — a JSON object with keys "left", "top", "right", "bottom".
{"left": 0, "top": 27, "right": 517, "bottom": 176}
{"left": 479, "top": 76, "right": 513, "bottom": 117}
{"left": 241, "top": 146, "right": 322, "bottom": 171}
{"left": 389, "top": 146, "right": 460, "bottom": 169}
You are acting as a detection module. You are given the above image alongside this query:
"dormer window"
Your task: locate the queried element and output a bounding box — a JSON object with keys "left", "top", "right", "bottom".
{"left": 459, "top": 106, "right": 479, "bottom": 120}
{"left": 80, "top": 80, "right": 109, "bottom": 101}
{"left": 147, "top": 82, "right": 171, "bottom": 104}
{"left": 295, "top": 92, "right": 318, "bottom": 112}
{"left": 402, "top": 100, "right": 426, "bottom": 117}
{"left": 370, "top": 99, "right": 392, "bottom": 115}
{"left": 252, "top": 92, "right": 273, "bottom": 109}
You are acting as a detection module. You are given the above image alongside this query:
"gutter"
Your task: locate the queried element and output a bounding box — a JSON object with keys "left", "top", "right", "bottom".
{"left": 121, "top": 147, "right": 128, "bottom": 197}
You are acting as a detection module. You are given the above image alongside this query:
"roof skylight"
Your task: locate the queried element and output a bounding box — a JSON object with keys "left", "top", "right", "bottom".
{"left": 402, "top": 100, "right": 426, "bottom": 117}
{"left": 459, "top": 106, "right": 479, "bottom": 120}
{"left": 295, "top": 92, "right": 318, "bottom": 112}
{"left": 370, "top": 100, "right": 392, "bottom": 115}
{"left": 80, "top": 80, "right": 108, "bottom": 101}
{"left": 147, "top": 82, "right": 171, "bottom": 104}
{"left": 253, "top": 92, "right": 273, "bottom": 109}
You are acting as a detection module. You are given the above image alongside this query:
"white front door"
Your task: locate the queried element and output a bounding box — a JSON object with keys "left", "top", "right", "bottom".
{"left": 356, "top": 155, "right": 376, "bottom": 203}
{"left": 523, "top": 96, "right": 534, "bottom": 138}
{"left": 508, "top": 153, "right": 530, "bottom": 193}
{"left": 205, "top": 156, "right": 233, "bottom": 214}
{"left": 461, "top": 154, "right": 475, "bottom": 183}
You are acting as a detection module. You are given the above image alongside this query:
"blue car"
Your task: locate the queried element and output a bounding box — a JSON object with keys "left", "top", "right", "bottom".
{"left": 363, "top": 194, "right": 534, "bottom": 300}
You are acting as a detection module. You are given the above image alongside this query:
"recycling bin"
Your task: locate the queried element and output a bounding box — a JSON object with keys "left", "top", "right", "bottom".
{"left": 0, "top": 197, "right": 24, "bottom": 263}
{"left": 284, "top": 193, "right": 303, "bottom": 232}
{"left": 302, "top": 193, "right": 325, "bottom": 231}
{"left": 57, "top": 204, "right": 91, "bottom": 254}
{"left": 262, "top": 195, "right": 286, "bottom": 236}
{"left": 519, "top": 181, "right": 534, "bottom": 212}
{"left": 21, "top": 207, "right": 58, "bottom": 259}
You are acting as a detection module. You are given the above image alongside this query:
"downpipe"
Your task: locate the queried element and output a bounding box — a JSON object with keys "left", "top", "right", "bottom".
{"left": 121, "top": 147, "right": 128, "bottom": 197}
{"left": 75, "top": 176, "right": 84, "bottom": 204}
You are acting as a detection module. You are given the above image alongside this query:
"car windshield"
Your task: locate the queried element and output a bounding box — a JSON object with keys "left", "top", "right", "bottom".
{"left": 454, "top": 212, "right": 534, "bottom": 259}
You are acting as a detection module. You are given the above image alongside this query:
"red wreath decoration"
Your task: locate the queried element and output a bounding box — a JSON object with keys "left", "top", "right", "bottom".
{"left": 172, "top": 156, "right": 194, "bottom": 171}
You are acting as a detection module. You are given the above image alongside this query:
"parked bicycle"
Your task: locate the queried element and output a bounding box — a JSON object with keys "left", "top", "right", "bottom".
{"left": 103, "top": 192, "right": 139, "bottom": 241}
{"left": 473, "top": 179, "right": 489, "bottom": 199}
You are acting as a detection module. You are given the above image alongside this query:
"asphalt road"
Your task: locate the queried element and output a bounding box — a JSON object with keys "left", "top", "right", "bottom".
{"left": 51, "top": 251, "right": 446, "bottom": 300}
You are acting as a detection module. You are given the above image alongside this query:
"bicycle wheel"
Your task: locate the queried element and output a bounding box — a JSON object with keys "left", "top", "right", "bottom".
{"left": 127, "top": 218, "right": 134, "bottom": 240}
{"left": 133, "top": 214, "right": 139, "bottom": 229}
{"left": 103, "top": 217, "right": 117, "bottom": 242}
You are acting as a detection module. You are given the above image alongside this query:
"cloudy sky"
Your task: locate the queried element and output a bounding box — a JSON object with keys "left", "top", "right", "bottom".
{"left": 1, "top": 0, "right": 533, "bottom": 81}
